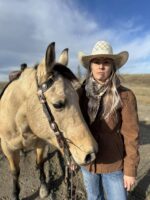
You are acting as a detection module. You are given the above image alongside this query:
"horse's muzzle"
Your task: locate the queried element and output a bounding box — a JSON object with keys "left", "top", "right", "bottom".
{"left": 84, "top": 152, "right": 96, "bottom": 164}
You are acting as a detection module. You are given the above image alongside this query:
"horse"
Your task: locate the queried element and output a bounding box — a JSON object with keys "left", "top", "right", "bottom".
{"left": 0, "top": 42, "right": 98, "bottom": 200}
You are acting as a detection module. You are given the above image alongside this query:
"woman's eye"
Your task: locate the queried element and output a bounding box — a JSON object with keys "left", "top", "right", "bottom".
{"left": 104, "top": 61, "right": 110, "bottom": 64}
{"left": 95, "top": 61, "right": 101, "bottom": 64}
{"left": 104, "top": 59, "right": 113, "bottom": 65}
{"left": 53, "top": 100, "right": 66, "bottom": 109}
{"left": 93, "top": 60, "right": 101, "bottom": 64}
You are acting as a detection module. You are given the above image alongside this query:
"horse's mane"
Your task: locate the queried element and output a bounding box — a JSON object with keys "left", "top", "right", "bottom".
{"left": 0, "top": 63, "right": 27, "bottom": 99}
{"left": 52, "top": 64, "right": 81, "bottom": 90}
{"left": 0, "top": 63, "right": 80, "bottom": 100}
{"left": 36, "top": 62, "right": 81, "bottom": 90}
{"left": 53, "top": 63, "right": 79, "bottom": 83}
{"left": 0, "top": 82, "right": 11, "bottom": 99}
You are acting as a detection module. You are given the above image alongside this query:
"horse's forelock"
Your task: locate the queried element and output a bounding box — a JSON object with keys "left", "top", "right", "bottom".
{"left": 35, "top": 62, "right": 78, "bottom": 81}
{"left": 35, "top": 62, "right": 81, "bottom": 90}
{"left": 53, "top": 63, "right": 81, "bottom": 91}
{"left": 53, "top": 63, "right": 79, "bottom": 83}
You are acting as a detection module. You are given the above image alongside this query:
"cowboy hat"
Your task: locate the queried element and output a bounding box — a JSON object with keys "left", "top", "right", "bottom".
{"left": 78, "top": 40, "right": 129, "bottom": 69}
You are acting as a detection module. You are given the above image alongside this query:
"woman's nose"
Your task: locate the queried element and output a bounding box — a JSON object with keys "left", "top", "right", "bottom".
{"left": 98, "top": 63, "right": 104, "bottom": 69}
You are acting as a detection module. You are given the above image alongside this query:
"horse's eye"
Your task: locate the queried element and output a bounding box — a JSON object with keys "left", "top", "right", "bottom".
{"left": 53, "top": 100, "right": 66, "bottom": 110}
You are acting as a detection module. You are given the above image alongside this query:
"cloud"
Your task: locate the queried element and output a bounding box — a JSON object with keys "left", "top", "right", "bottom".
{"left": 0, "top": 0, "right": 109, "bottom": 80}
{"left": 0, "top": 0, "right": 150, "bottom": 81}
{"left": 119, "top": 34, "right": 150, "bottom": 61}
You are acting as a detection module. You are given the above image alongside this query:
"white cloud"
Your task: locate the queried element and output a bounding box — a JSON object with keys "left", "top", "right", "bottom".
{"left": 0, "top": 0, "right": 150, "bottom": 81}
{"left": 119, "top": 34, "right": 150, "bottom": 61}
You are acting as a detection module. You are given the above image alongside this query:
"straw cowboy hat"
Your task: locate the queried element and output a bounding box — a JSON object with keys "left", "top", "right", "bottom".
{"left": 79, "top": 40, "right": 129, "bottom": 69}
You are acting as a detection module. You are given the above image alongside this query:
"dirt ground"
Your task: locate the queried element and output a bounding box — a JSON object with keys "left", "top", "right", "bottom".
{"left": 0, "top": 75, "right": 150, "bottom": 200}
{"left": 0, "top": 145, "right": 87, "bottom": 200}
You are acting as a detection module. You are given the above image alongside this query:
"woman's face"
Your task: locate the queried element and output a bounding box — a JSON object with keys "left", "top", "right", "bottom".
{"left": 90, "top": 58, "right": 113, "bottom": 83}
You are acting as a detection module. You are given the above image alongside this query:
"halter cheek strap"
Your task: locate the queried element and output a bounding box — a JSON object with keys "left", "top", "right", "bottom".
{"left": 36, "top": 74, "right": 65, "bottom": 148}
{"left": 35, "top": 72, "right": 78, "bottom": 199}
{"left": 35, "top": 72, "right": 77, "bottom": 162}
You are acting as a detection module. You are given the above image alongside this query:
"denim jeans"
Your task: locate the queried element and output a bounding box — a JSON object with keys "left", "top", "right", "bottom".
{"left": 81, "top": 167, "right": 127, "bottom": 200}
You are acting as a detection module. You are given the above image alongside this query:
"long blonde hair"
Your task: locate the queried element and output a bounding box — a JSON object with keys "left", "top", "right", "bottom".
{"left": 102, "top": 72, "right": 122, "bottom": 120}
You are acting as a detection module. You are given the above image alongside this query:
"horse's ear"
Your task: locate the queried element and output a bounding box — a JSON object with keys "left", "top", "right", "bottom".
{"left": 58, "top": 48, "right": 68, "bottom": 66}
{"left": 45, "top": 42, "right": 55, "bottom": 70}
{"left": 37, "top": 42, "right": 55, "bottom": 83}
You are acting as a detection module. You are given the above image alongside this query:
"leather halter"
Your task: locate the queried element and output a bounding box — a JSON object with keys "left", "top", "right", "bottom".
{"left": 35, "top": 72, "right": 78, "bottom": 199}
{"left": 35, "top": 73, "right": 66, "bottom": 148}
{"left": 35, "top": 72, "right": 77, "bottom": 163}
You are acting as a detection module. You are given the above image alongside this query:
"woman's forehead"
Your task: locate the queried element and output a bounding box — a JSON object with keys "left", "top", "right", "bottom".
{"left": 90, "top": 57, "right": 114, "bottom": 62}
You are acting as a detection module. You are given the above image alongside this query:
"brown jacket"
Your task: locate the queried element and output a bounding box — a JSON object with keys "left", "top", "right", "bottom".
{"left": 79, "top": 84, "right": 140, "bottom": 177}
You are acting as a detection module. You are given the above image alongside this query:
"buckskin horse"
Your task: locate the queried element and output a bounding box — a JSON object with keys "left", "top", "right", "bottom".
{"left": 0, "top": 42, "right": 98, "bottom": 200}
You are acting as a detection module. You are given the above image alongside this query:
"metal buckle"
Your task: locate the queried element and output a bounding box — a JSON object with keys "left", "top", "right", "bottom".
{"left": 50, "top": 122, "right": 57, "bottom": 130}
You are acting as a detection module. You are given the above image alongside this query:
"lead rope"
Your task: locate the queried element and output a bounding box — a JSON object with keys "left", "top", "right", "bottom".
{"left": 64, "top": 147, "right": 78, "bottom": 200}
{"left": 36, "top": 75, "right": 78, "bottom": 200}
{"left": 65, "top": 165, "right": 77, "bottom": 200}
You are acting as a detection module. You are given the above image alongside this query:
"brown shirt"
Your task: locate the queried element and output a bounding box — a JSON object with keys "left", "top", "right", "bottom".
{"left": 79, "top": 84, "right": 140, "bottom": 177}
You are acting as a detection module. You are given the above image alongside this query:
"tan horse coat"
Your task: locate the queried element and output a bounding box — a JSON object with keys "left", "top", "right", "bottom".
{"left": 0, "top": 42, "right": 98, "bottom": 199}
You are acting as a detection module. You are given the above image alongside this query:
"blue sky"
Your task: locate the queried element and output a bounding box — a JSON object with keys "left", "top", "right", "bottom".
{"left": 0, "top": 0, "right": 150, "bottom": 81}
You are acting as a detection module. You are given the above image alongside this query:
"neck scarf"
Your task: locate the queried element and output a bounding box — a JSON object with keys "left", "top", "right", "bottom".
{"left": 85, "top": 75, "right": 111, "bottom": 124}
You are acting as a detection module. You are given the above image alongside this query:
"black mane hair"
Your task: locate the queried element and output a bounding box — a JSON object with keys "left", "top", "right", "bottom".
{"left": 52, "top": 63, "right": 81, "bottom": 91}
{"left": 34, "top": 63, "right": 39, "bottom": 70}
{"left": 53, "top": 63, "right": 79, "bottom": 83}
{"left": 35, "top": 62, "right": 79, "bottom": 82}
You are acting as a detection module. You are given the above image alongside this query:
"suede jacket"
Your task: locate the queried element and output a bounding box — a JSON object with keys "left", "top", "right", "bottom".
{"left": 79, "top": 84, "right": 140, "bottom": 177}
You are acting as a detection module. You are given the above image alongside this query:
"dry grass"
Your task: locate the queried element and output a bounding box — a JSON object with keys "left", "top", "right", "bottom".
{"left": 124, "top": 85, "right": 150, "bottom": 105}
{"left": 119, "top": 74, "right": 150, "bottom": 122}
{"left": 120, "top": 74, "right": 150, "bottom": 106}
{"left": 0, "top": 82, "right": 7, "bottom": 90}
{"left": 120, "top": 74, "right": 150, "bottom": 87}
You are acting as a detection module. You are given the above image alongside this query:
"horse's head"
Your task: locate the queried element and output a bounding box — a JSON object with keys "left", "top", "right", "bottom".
{"left": 35, "top": 42, "right": 98, "bottom": 165}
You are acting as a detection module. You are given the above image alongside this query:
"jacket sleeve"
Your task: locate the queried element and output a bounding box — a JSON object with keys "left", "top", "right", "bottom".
{"left": 120, "top": 90, "right": 140, "bottom": 177}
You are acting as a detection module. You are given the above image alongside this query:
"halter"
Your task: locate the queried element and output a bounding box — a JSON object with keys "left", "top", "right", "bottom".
{"left": 35, "top": 72, "right": 78, "bottom": 199}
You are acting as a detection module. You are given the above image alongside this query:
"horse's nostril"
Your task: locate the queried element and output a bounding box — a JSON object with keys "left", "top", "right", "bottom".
{"left": 85, "top": 152, "right": 96, "bottom": 164}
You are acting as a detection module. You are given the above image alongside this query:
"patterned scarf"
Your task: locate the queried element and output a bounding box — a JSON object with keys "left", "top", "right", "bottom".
{"left": 85, "top": 75, "right": 112, "bottom": 124}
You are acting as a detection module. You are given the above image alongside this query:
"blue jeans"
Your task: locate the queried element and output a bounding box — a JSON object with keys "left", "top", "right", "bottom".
{"left": 81, "top": 167, "right": 127, "bottom": 200}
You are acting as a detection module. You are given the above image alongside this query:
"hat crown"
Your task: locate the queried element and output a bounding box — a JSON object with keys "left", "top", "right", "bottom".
{"left": 92, "top": 41, "right": 113, "bottom": 55}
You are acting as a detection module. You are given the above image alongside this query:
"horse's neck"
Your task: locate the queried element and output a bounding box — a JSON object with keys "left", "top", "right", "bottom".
{"left": 16, "top": 68, "right": 37, "bottom": 99}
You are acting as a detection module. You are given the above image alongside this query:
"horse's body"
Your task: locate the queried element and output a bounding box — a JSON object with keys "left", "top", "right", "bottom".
{"left": 0, "top": 43, "right": 98, "bottom": 199}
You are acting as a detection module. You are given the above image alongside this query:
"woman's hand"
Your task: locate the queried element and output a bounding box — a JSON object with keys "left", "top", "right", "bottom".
{"left": 123, "top": 175, "right": 136, "bottom": 191}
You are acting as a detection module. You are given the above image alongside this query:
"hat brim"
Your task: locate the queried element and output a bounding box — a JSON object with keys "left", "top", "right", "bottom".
{"left": 78, "top": 51, "right": 129, "bottom": 69}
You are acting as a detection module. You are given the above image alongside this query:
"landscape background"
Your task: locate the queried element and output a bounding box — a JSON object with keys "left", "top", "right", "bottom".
{"left": 1, "top": 0, "right": 150, "bottom": 199}
{"left": 0, "top": 74, "right": 150, "bottom": 200}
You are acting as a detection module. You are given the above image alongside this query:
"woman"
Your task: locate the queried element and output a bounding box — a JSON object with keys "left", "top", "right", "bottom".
{"left": 78, "top": 40, "right": 140, "bottom": 200}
